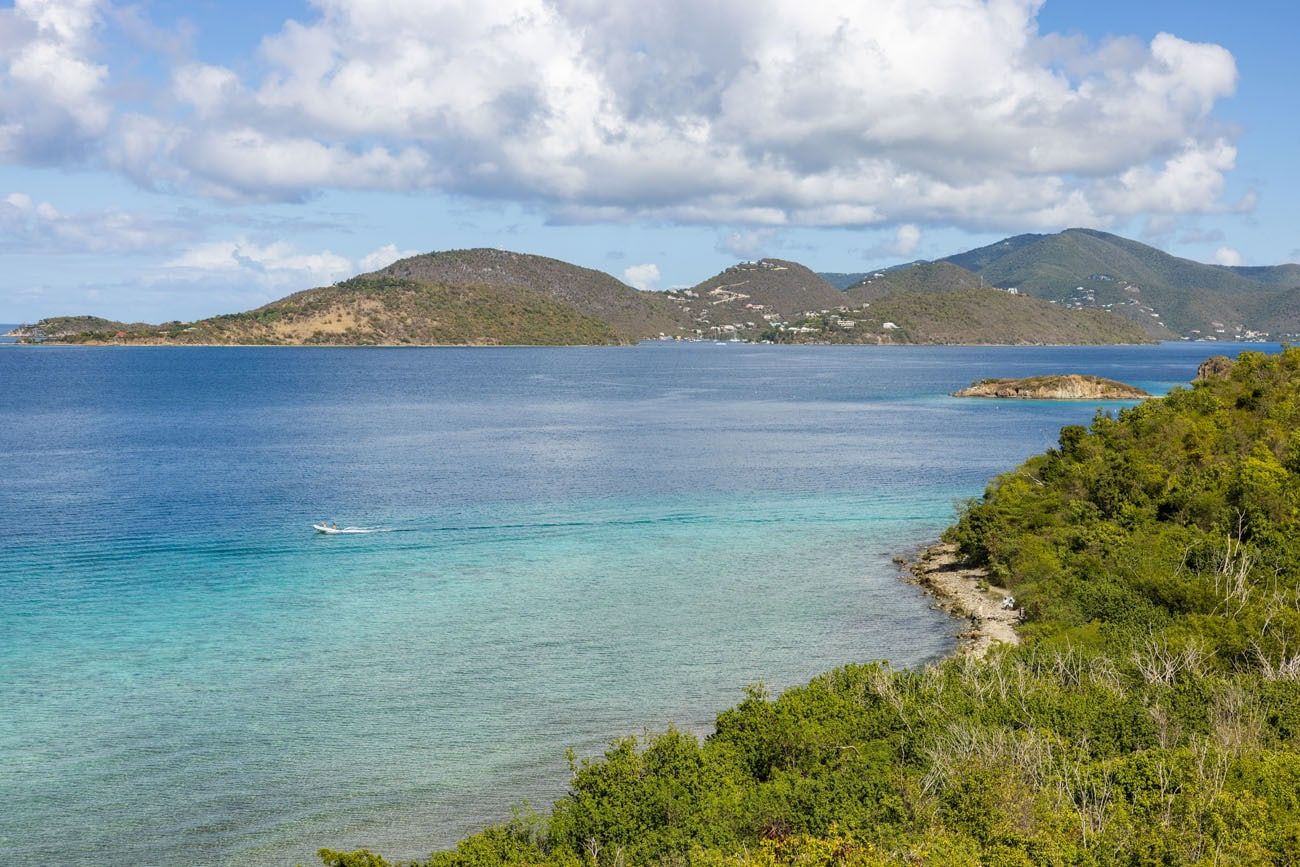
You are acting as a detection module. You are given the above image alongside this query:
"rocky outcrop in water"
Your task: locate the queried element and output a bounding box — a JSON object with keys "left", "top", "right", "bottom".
{"left": 954, "top": 374, "right": 1149, "bottom": 400}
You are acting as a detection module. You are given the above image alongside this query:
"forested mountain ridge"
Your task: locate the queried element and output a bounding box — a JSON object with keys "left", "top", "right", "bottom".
{"left": 844, "top": 261, "right": 987, "bottom": 302}
{"left": 941, "top": 228, "right": 1300, "bottom": 338}
{"left": 770, "top": 288, "right": 1154, "bottom": 345}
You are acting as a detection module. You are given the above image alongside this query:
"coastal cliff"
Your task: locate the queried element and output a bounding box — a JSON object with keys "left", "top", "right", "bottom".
{"left": 954, "top": 373, "right": 1149, "bottom": 399}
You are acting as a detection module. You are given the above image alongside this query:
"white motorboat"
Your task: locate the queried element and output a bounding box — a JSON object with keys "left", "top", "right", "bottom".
{"left": 313, "top": 523, "right": 372, "bottom": 534}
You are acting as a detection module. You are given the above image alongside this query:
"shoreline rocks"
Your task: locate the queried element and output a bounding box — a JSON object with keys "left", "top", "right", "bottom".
{"left": 904, "top": 542, "right": 1021, "bottom": 658}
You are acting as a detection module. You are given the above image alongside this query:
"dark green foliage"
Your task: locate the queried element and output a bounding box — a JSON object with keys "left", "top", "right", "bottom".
{"left": 815, "top": 271, "right": 874, "bottom": 290}
{"left": 771, "top": 288, "right": 1152, "bottom": 346}
{"left": 844, "top": 261, "right": 985, "bottom": 302}
{"left": 328, "top": 349, "right": 1300, "bottom": 865}
{"left": 318, "top": 849, "right": 395, "bottom": 867}
{"left": 943, "top": 227, "right": 1300, "bottom": 337}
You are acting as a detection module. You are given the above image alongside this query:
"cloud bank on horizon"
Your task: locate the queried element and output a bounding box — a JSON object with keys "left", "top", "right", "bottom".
{"left": 2, "top": 0, "right": 1246, "bottom": 230}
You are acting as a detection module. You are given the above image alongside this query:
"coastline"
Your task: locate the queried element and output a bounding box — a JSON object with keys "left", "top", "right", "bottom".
{"left": 9, "top": 337, "right": 1168, "bottom": 348}
{"left": 903, "top": 541, "right": 1021, "bottom": 658}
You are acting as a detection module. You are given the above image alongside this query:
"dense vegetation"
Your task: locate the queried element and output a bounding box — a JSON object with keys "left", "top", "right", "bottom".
{"left": 943, "top": 228, "right": 1300, "bottom": 338}
{"left": 844, "top": 262, "right": 986, "bottom": 303}
{"left": 767, "top": 289, "right": 1152, "bottom": 346}
{"left": 322, "top": 348, "right": 1300, "bottom": 866}
{"left": 815, "top": 271, "right": 875, "bottom": 290}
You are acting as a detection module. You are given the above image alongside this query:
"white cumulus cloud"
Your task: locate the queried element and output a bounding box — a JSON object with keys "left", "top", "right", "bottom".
{"left": 892, "top": 225, "right": 922, "bottom": 256}
{"left": 0, "top": 0, "right": 1250, "bottom": 234}
{"left": 622, "top": 263, "right": 660, "bottom": 290}
{"left": 1214, "top": 246, "right": 1243, "bottom": 266}
{"left": 716, "top": 228, "right": 778, "bottom": 259}
{"left": 161, "top": 237, "right": 431, "bottom": 301}
{"left": 121, "top": 0, "right": 1241, "bottom": 230}
{"left": 359, "top": 243, "right": 420, "bottom": 272}
{"left": 0, "top": 0, "right": 110, "bottom": 162}
{"left": 0, "top": 189, "right": 198, "bottom": 252}
{"left": 165, "top": 239, "right": 353, "bottom": 282}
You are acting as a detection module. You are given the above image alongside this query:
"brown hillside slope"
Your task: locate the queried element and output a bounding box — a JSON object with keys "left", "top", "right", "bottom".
{"left": 374, "top": 248, "right": 686, "bottom": 340}
{"left": 37, "top": 277, "right": 624, "bottom": 346}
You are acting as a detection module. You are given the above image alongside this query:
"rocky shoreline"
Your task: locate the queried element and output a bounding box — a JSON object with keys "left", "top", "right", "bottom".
{"left": 903, "top": 541, "right": 1021, "bottom": 658}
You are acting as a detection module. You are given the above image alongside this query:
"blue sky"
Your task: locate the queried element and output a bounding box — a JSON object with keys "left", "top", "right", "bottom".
{"left": 1, "top": 0, "right": 1296, "bottom": 322}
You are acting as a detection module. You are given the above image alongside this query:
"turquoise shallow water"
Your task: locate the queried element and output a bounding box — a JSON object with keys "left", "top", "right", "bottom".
{"left": 0, "top": 342, "right": 1266, "bottom": 865}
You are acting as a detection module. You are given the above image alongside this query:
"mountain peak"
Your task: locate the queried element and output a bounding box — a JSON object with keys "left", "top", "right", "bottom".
{"left": 941, "top": 229, "right": 1296, "bottom": 339}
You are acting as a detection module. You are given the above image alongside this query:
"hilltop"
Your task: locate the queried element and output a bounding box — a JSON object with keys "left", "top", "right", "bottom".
{"left": 372, "top": 248, "right": 686, "bottom": 341}
{"left": 27, "top": 277, "right": 624, "bottom": 346}
{"left": 769, "top": 288, "right": 1153, "bottom": 345}
{"left": 14, "top": 232, "right": 1298, "bottom": 346}
{"left": 844, "top": 260, "right": 987, "bottom": 302}
{"left": 7, "top": 316, "right": 154, "bottom": 340}
{"left": 941, "top": 228, "right": 1300, "bottom": 339}
{"left": 663, "top": 259, "right": 845, "bottom": 337}
{"left": 12, "top": 248, "right": 684, "bottom": 346}
{"left": 816, "top": 271, "right": 873, "bottom": 289}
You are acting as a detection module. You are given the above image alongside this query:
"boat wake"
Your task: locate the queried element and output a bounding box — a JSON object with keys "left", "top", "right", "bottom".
{"left": 312, "top": 523, "right": 391, "bottom": 535}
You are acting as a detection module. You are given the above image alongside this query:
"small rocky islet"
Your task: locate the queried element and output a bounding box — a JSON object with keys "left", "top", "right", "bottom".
{"left": 953, "top": 373, "right": 1150, "bottom": 400}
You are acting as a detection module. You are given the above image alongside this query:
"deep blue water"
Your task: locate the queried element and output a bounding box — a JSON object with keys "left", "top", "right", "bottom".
{"left": 0, "top": 342, "right": 1268, "bottom": 865}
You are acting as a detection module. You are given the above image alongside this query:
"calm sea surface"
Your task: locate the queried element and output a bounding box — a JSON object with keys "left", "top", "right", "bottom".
{"left": 0, "top": 341, "right": 1267, "bottom": 865}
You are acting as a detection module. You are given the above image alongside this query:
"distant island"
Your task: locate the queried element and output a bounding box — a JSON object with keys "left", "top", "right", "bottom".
{"left": 8, "top": 245, "right": 1154, "bottom": 348}
{"left": 13, "top": 227, "right": 1300, "bottom": 347}
{"left": 954, "top": 374, "right": 1150, "bottom": 400}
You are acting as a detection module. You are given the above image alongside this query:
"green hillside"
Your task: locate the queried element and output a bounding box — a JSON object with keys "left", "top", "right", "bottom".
{"left": 375, "top": 248, "right": 687, "bottom": 341}
{"left": 770, "top": 288, "right": 1153, "bottom": 345}
{"left": 6, "top": 315, "right": 153, "bottom": 340}
{"left": 943, "top": 228, "right": 1300, "bottom": 338}
{"left": 18, "top": 234, "right": 1299, "bottom": 346}
{"left": 14, "top": 247, "right": 688, "bottom": 346}
{"left": 682, "top": 259, "right": 846, "bottom": 321}
{"left": 844, "top": 261, "right": 987, "bottom": 303}
{"left": 816, "top": 271, "right": 873, "bottom": 289}
{"left": 321, "top": 348, "right": 1300, "bottom": 867}
{"left": 38, "top": 277, "right": 624, "bottom": 346}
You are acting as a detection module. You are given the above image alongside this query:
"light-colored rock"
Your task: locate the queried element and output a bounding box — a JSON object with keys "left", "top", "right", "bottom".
{"left": 954, "top": 373, "right": 1148, "bottom": 400}
{"left": 907, "top": 543, "right": 1020, "bottom": 658}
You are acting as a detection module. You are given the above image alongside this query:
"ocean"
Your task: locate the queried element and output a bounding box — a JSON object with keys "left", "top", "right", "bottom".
{"left": 0, "top": 341, "right": 1264, "bottom": 865}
